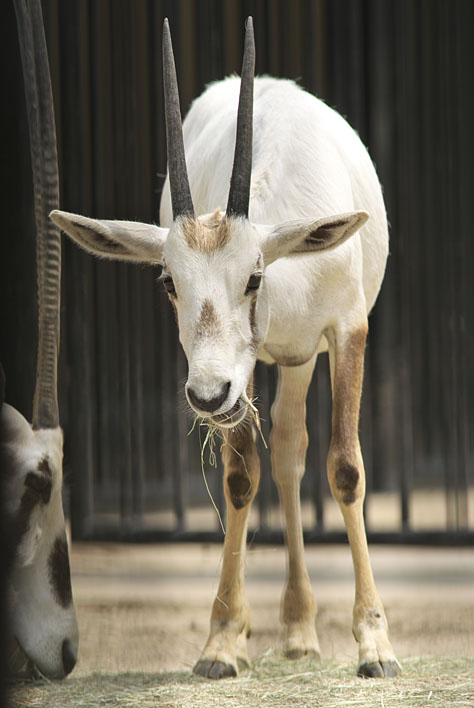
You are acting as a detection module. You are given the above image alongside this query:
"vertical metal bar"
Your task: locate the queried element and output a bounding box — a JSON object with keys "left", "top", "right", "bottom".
{"left": 455, "top": 0, "right": 474, "bottom": 530}
{"left": 394, "top": 0, "right": 418, "bottom": 532}
{"left": 60, "top": 0, "right": 95, "bottom": 540}
{"left": 117, "top": 265, "right": 133, "bottom": 528}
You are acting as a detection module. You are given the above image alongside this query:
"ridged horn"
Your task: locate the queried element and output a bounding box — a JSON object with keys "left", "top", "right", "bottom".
{"left": 162, "top": 18, "right": 194, "bottom": 220}
{"left": 14, "top": 0, "right": 61, "bottom": 429}
{"left": 226, "top": 17, "right": 255, "bottom": 219}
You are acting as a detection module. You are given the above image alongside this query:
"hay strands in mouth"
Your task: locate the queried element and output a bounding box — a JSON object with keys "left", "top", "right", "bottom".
{"left": 241, "top": 391, "right": 267, "bottom": 448}
{"left": 193, "top": 418, "right": 226, "bottom": 535}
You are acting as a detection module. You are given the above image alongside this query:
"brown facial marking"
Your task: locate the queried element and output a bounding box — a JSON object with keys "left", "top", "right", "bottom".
{"left": 24, "top": 472, "right": 52, "bottom": 504}
{"left": 38, "top": 457, "right": 52, "bottom": 479}
{"left": 249, "top": 296, "right": 259, "bottom": 352}
{"left": 181, "top": 212, "right": 231, "bottom": 253}
{"left": 335, "top": 463, "right": 359, "bottom": 505}
{"left": 48, "top": 533, "right": 73, "bottom": 608}
{"left": 196, "top": 299, "right": 221, "bottom": 340}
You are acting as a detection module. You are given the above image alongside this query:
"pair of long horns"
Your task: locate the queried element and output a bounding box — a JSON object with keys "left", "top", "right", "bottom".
{"left": 163, "top": 17, "right": 255, "bottom": 220}
{"left": 14, "top": 0, "right": 61, "bottom": 430}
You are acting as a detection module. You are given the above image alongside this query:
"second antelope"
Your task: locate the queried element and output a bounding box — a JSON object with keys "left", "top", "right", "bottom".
{"left": 52, "top": 18, "right": 400, "bottom": 679}
{"left": 2, "top": 0, "right": 78, "bottom": 678}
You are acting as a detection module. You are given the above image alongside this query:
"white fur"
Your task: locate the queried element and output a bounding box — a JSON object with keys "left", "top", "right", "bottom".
{"left": 2, "top": 403, "right": 79, "bottom": 678}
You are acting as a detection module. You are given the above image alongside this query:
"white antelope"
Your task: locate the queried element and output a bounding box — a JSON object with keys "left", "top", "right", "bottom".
{"left": 2, "top": 0, "right": 78, "bottom": 679}
{"left": 52, "top": 18, "right": 400, "bottom": 679}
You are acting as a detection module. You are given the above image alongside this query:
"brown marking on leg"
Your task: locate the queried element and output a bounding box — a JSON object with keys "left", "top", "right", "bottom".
{"left": 194, "top": 415, "right": 260, "bottom": 678}
{"left": 327, "top": 323, "right": 400, "bottom": 677}
{"left": 328, "top": 326, "right": 368, "bottom": 507}
{"left": 335, "top": 463, "right": 359, "bottom": 504}
{"left": 227, "top": 471, "right": 252, "bottom": 510}
{"left": 223, "top": 422, "right": 258, "bottom": 510}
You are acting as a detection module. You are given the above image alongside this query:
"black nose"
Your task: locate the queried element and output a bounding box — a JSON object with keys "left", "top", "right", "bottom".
{"left": 187, "top": 381, "right": 231, "bottom": 413}
{"left": 62, "top": 639, "right": 77, "bottom": 676}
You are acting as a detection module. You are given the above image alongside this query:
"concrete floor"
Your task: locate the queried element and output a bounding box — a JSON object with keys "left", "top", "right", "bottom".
{"left": 69, "top": 543, "right": 474, "bottom": 675}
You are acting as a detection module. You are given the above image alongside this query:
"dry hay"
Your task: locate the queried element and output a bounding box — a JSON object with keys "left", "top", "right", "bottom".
{"left": 8, "top": 653, "right": 474, "bottom": 708}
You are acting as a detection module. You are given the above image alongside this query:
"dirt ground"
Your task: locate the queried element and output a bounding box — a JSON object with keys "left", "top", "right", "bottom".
{"left": 69, "top": 542, "right": 474, "bottom": 675}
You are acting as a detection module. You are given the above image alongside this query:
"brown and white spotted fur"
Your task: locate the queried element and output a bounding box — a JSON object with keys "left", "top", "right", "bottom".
{"left": 51, "top": 18, "right": 400, "bottom": 679}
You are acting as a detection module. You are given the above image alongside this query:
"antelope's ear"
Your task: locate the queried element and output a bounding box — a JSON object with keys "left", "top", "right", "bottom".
{"left": 50, "top": 210, "right": 168, "bottom": 265}
{"left": 258, "top": 211, "right": 368, "bottom": 266}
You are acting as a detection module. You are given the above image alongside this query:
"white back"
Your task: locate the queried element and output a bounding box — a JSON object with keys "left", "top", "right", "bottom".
{"left": 159, "top": 76, "right": 388, "bottom": 369}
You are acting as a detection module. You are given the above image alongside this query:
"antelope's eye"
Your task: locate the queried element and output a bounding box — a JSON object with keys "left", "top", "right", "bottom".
{"left": 245, "top": 272, "right": 262, "bottom": 295}
{"left": 161, "top": 274, "right": 176, "bottom": 296}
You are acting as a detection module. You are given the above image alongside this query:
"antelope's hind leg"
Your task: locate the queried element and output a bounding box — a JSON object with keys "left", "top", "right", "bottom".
{"left": 271, "top": 355, "right": 320, "bottom": 660}
{"left": 193, "top": 422, "right": 259, "bottom": 679}
{"left": 327, "top": 324, "right": 400, "bottom": 678}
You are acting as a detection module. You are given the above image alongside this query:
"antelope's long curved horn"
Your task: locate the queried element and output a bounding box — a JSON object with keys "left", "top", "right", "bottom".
{"left": 226, "top": 17, "right": 255, "bottom": 219}
{"left": 14, "top": 0, "right": 61, "bottom": 429}
{"left": 162, "top": 18, "right": 194, "bottom": 220}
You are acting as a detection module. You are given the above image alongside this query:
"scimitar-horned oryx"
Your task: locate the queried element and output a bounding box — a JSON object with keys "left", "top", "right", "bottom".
{"left": 1, "top": 0, "right": 78, "bottom": 679}
{"left": 52, "top": 18, "right": 400, "bottom": 679}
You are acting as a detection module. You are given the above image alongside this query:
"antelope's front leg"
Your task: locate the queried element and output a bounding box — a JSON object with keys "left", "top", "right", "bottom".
{"left": 328, "top": 325, "right": 400, "bottom": 678}
{"left": 271, "top": 356, "right": 320, "bottom": 660}
{"left": 193, "top": 422, "right": 260, "bottom": 679}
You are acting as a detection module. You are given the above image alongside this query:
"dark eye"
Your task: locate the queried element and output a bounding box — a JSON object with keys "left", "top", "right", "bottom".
{"left": 25, "top": 472, "right": 52, "bottom": 503}
{"left": 245, "top": 272, "right": 262, "bottom": 295}
{"left": 160, "top": 274, "right": 176, "bottom": 297}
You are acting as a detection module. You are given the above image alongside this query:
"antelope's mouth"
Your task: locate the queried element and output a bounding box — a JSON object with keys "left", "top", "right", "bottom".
{"left": 210, "top": 397, "right": 248, "bottom": 428}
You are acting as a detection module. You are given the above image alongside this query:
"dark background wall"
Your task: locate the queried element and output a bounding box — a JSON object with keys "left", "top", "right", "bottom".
{"left": 1, "top": 0, "right": 473, "bottom": 538}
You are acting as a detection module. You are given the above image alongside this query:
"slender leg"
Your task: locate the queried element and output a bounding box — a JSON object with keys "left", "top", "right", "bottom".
{"left": 193, "top": 419, "right": 260, "bottom": 679}
{"left": 270, "top": 355, "right": 320, "bottom": 659}
{"left": 327, "top": 324, "right": 401, "bottom": 677}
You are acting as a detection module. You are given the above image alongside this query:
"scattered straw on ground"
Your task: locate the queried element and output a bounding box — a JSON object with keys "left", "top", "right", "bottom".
{"left": 8, "top": 653, "right": 474, "bottom": 708}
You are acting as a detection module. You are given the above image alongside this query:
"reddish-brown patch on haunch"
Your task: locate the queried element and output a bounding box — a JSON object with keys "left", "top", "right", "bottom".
{"left": 181, "top": 211, "right": 231, "bottom": 253}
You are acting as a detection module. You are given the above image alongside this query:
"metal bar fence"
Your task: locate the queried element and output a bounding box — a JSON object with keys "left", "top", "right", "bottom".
{"left": 1, "top": 0, "right": 473, "bottom": 544}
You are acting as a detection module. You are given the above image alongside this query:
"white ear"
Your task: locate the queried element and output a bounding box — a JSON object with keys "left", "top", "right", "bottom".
{"left": 258, "top": 211, "right": 369, "bottom": 266}
{"left": 50, "top": 210, "right": 168, "bottom": 265}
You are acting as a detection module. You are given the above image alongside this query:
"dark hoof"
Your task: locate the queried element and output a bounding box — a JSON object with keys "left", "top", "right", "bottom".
{"left": 381, "top": 660, "right": 401, "bottom": 677}
{"left": 285, "top": 648, "right": 320, "bottom": 660}
{"left": 358, "top": 660, "right": 401, "bottom": 678}
{"left": 193, "top": 659, "right": 237, "bottom": 679}
{"left": 237, "top": 655, "right": 251, "bottom": 670}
